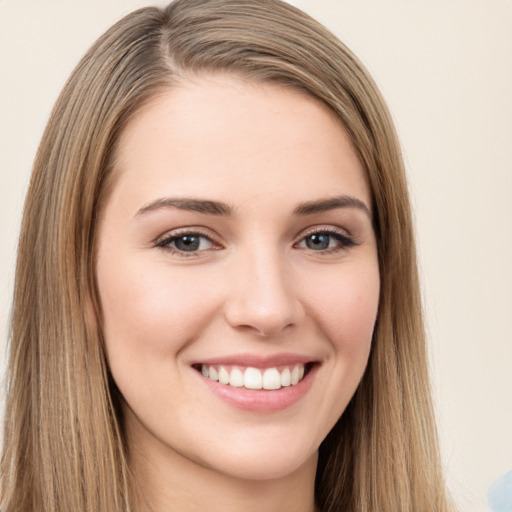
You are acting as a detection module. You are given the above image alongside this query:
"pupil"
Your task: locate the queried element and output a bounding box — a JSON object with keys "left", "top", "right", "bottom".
{"left": 306, "top": 234, "right": 329, "bottom": 250}
{"left": 175, "top": 235, "right": 200, "bottom": 251}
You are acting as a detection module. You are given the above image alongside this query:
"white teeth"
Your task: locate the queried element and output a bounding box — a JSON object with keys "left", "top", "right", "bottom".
{"left": 291, "top": 365, "right": 300, "bottom": 385}
{"left": 208, "top": 366, "right": 218, "bottom": 381}
{"left": 218, "top": 366, "right": 229, "bottom": 384}
{"left": 229, "top": 368, "right": 244, "bottom": 387}
{"left": 200, "top": 363, "right": 307, "bottom": 390}
{"left": 244, "top": 367, "right": 263, "bottom": 389}
{"left": 281, "top": 367, "right": 291, "bottom": 387}
{"left": 262, "top": 368, "right": 281, "bottom": 390}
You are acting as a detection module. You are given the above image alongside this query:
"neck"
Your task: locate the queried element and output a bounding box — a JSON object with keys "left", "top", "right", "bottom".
{"left": 128, "top": 429, "right": 319, "bottom": 512}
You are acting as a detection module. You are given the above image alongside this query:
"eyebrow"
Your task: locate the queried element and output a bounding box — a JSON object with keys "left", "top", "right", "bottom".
{"left": 135, "top": 194, "right": 371, "bottom": 218}
{"left": 293, "top": 195, "right": 371, "bottom": 218}
{"left": 136, "top": 197, "right": 233, "bottom": 217}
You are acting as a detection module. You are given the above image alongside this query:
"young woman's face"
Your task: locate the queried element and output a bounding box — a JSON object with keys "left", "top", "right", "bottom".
{"left": 96, "top": 76, "right": 379, "bottom": 482}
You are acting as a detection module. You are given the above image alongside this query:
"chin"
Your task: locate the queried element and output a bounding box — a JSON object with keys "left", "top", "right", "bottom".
{"left": 195, "top": 437, "right": 320, "bottom": 482}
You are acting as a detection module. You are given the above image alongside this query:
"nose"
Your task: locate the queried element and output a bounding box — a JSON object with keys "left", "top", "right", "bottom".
{"left": 223, "top": 248, "right": 305, "bottom": 337}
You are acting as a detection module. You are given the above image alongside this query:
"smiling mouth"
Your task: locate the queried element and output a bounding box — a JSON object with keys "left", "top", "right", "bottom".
{"left": 193, "top": 363, "right": 315, "bottom": 391}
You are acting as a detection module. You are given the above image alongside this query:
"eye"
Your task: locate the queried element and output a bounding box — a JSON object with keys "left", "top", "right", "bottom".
{"left": 295, "top": 229, "right": 355, "bottom": 253}
{"left": 155, "top": 230, "right": 218, "bottom": 256}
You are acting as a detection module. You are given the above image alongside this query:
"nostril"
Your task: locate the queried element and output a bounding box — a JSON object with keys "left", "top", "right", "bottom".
{"left": 223, "top": 273, "right": 305, "bottom": 336}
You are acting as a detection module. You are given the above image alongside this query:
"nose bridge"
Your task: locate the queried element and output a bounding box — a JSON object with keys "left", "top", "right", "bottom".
{"left": 224, "top": 242, "right": 303, "bottom": 336}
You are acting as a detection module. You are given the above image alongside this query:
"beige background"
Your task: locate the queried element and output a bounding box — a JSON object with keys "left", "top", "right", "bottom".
{"left": 1, "top": 1, "right": 511, "bottom": 511}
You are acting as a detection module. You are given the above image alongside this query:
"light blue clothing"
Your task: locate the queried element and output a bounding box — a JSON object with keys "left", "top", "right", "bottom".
{"left": 488, "top": 471, "right": 512, "bottom": 512}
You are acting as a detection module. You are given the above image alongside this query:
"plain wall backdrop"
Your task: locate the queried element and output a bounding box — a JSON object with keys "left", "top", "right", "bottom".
{"left": 1, "top": 1, "right": 511, "bottom": 511}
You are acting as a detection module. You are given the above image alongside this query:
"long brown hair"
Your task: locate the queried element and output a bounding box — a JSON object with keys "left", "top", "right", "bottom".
{"left": 1, "top": 1, "right": 453, "bottom": 510}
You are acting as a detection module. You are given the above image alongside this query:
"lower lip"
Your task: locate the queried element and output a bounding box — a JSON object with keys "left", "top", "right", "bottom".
{"left": 197, "top": 365, "right": 318, "bottom": 413}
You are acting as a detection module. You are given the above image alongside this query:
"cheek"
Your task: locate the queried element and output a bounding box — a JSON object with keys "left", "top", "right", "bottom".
{"left": 306, "top": 262, "right": 380, "bottom": 354}
{"left": 97, "top": 258, "right": 221, "bottom": 359}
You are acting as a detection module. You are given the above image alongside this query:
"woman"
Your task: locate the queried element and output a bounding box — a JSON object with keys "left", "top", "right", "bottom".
{"left": 1, "top": 0, "right": 454, "bottom": 510}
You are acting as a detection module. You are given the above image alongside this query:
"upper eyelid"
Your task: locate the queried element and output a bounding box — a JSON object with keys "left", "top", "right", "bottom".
{"left": 153, "top": 224, "right": 354, "bottom": 248}
{"left": 293, "top": 226, "right": 357, "bottom": 253}
{"left": 154, "top": 226, "right": 219, "bottom": 245}
{"left": 294, "top": 224, "right": 352, "bottom": 240}
{"left": 153, "top": 230, "right": 221, "bottom": 259}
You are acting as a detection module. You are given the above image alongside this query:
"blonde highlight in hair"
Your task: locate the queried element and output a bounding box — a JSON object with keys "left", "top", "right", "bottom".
{"left": 2, "top": 1, "right": 454, "bottom": 511}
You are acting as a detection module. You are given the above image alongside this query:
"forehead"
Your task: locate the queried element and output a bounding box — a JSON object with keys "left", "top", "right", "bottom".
{"left": 109, "top": 75, "right": 371, "bottom": 215}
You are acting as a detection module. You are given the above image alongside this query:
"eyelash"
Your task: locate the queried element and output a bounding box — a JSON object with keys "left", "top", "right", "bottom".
{"left": 294, "top": 227, "right": 356, "bottom": 254}
{"left": 154, "top": 228, "right": 219, "bottom": 258}
{"left": 154, "top": 226, "right": 356, "bottom": 258}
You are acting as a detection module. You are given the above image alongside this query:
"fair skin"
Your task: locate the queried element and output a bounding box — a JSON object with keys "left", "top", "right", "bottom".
{"left": 96, "top": 75, "right": 380, "bottom": 512}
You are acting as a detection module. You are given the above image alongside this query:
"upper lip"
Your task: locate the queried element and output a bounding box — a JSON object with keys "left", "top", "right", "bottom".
{"left": 190, "top": 352, "right": 319, "bottom": 368}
